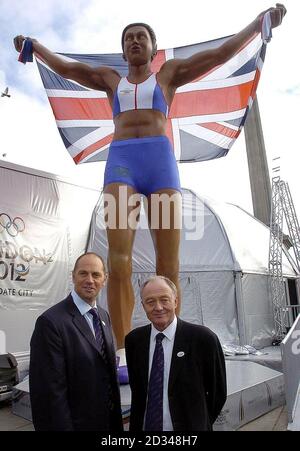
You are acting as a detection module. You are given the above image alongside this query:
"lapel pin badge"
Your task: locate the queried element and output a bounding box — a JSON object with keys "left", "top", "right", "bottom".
{"left": 177, "top": 351, "right": 185, "bottom": 357}
{"left": 102, "top": 321, "right": 106, "bottom": 326}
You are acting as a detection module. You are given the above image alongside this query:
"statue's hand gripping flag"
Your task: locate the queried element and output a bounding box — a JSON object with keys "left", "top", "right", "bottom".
{"left": 23, "top": 13, "right": 272, "bottom": 164}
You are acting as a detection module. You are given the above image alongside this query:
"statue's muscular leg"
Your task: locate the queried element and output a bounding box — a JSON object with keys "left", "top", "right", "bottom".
{"left": 104, "top": 183, "right": 141, "bottom": 349}
{"left": 146, "top": 189, "right": 182, "bottom": 314}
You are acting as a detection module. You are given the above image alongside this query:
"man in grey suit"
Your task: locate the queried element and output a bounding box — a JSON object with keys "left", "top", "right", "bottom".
{"left": 29, "top": 252, "right": 123, "bottom": 431}
{"left": 125, "top": 275, "right": 226, "bottom": 431}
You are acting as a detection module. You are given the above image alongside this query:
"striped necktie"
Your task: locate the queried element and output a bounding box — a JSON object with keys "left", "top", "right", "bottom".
{"left": 89, "top": 308, "right": 108, "bottom": 363}
{"left": 144, "top": 332, "right": 165, "bottom": 431}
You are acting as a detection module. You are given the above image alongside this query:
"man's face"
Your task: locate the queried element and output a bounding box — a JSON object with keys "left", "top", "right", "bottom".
{"left": 142, "top": 278, "right": 177, "bottom": 331}
{"left": 72, "top": 254, "right": 106, "bottom": 304}
{"left": 123, "top": 26, "right": 153, "bottom": 64}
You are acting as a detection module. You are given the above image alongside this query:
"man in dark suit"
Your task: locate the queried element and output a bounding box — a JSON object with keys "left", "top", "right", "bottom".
{"left": 29, "top": 252, "right": 123, "bottom": 431}
{"left": 125, "top": 275, "right": 226, "bottom": 431}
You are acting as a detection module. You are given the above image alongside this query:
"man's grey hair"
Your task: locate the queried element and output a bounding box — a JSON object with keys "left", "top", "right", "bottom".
{"left": 140, "top": 275, "right": 177, "bottom": 300}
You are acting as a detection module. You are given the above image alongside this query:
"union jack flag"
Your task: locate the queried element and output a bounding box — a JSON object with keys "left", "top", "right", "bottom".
{"left": 35, "top": 14, "right": 272, "bottom": 164}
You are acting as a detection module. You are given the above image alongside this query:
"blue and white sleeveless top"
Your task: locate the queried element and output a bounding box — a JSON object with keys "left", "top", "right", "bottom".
{"left": 112, "top": 73, "right": 169, "bottom": 118}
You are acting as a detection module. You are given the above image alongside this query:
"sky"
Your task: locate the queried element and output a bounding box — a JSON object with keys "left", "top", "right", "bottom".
{"left": 0, "top": 0, "right": 299, "bottom": 219}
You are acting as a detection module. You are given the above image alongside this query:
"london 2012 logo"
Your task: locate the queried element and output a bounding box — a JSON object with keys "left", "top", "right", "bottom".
{"left": 0, "top": 213, "right": 25, "bottom": 237}
{"left": 0, "top": 213, "right": 54, "bottom": 291}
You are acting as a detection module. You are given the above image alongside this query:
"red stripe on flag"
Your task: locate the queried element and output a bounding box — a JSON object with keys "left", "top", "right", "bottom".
{"left": 249, "top": 68, "right": 261, "bottom": 100}
{"left": 73, "top": 133, "right": 114, "bottom": 164}
{"left": 165, "top": 119, "right": 174, "bottom": 148}
{"left": 200, "top": 122, "right": 240, "bottom": 139}
{"left": 169, "top": 81, "right": 254, "bottom": 118}
{"left": 49, "top": 97, "right": 113, "bottom": 120}
{"left": 151, "top": 50, "right": 167, "bottom": 73}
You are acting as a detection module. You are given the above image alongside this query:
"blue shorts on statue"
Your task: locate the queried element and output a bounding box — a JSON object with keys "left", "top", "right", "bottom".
{"left": 104, "top": 136, "right": 181, "bottom": 196}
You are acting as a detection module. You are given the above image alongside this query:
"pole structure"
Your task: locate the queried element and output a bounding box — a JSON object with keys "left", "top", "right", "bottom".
{"left": 244, "top": 96, "right": 272, "bottom": 226}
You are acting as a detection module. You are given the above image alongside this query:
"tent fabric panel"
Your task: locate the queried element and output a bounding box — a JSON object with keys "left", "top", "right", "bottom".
{"left": 241, "top": 273, "right": 275, "bottom": 348}
{"left": 203, "top": 198, "right": 298, "bottom": 276}
{"left": 177, "top": 275, "right": 204, "bottom": 325}
{"left": 197, "top": 271, "right": 239, "bottom": 344}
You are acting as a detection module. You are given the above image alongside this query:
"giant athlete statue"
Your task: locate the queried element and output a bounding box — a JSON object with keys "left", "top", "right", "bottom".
{"left": 14, "top": 4, "right": 286, "bottom": 378}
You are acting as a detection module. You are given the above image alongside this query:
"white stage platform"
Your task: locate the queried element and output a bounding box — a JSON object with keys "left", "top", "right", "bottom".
{"left": 120, "top": 359, "right": 285, "bottom": 431}
{"left": 225, "top": 346, "right": 283, "bottom": 372}
{"left": 288, "top": 393, "right": 300, "bottom": 431}
{"left": 214, "top": 361, "right": 285, "bottom": 431}
{"left": 11, "top": 359, "right": 285, "bottom": 431}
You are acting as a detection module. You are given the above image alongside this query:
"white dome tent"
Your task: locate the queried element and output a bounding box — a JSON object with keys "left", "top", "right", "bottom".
{"left": 88, "top": 188, "right": 299, "bottom": 349}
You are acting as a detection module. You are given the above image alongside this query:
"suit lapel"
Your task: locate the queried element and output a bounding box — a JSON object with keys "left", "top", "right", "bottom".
{"left": 66, "top": 296, "right": 103, "bottom": 356}
{"left": 168, "top": 319, "right": 190, "bottom": 392}
{"left": 138, "top": 326, "right": 151, "bottom": 393}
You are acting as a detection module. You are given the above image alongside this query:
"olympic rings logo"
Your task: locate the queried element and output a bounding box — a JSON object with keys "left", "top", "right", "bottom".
{"left": 0, "top": 213, "right": 25, "bottom": 237}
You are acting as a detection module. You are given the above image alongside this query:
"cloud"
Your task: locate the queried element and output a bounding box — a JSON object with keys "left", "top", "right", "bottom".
{"left": 0, "top": 88, "right": 66, "bottom": 165}
{"left": 284, "top": 85, "right": 300, "bottom": 96}
{"left": 0, "top": 85, "right": 104, "bottom": 185}
{"left": 1, "top": 0, "right": 86, "bottom": 35}
{"left": 1, "top": 0, "right": 90, "bottom": 98}
{"left": 0, "top": 70, "right": 7, "bottom": 87}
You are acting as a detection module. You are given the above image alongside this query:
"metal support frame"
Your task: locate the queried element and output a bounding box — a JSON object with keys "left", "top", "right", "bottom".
{"left": 268, "top": 175, "right": 300, "bottom": 341}
{"left": 269, "top": 176, "right": 288, "bottom": 341}
{"left": 280, "top": 182, "right": 300, "bottom": 272}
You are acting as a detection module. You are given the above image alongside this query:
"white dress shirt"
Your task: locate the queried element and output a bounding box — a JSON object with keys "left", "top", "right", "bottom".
{"left": 146, "top": 316, "right": 177, "bottom": 431}
{"left": 71, "top": 289, "right": 97, "bottom": 337}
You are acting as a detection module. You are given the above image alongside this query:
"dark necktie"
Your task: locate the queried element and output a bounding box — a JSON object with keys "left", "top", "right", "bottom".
{"left": 89, "top": 308, "right": 108, "bottom": 363}
{"left": 144, "top": 332, "right": 165, "bottom": 431}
